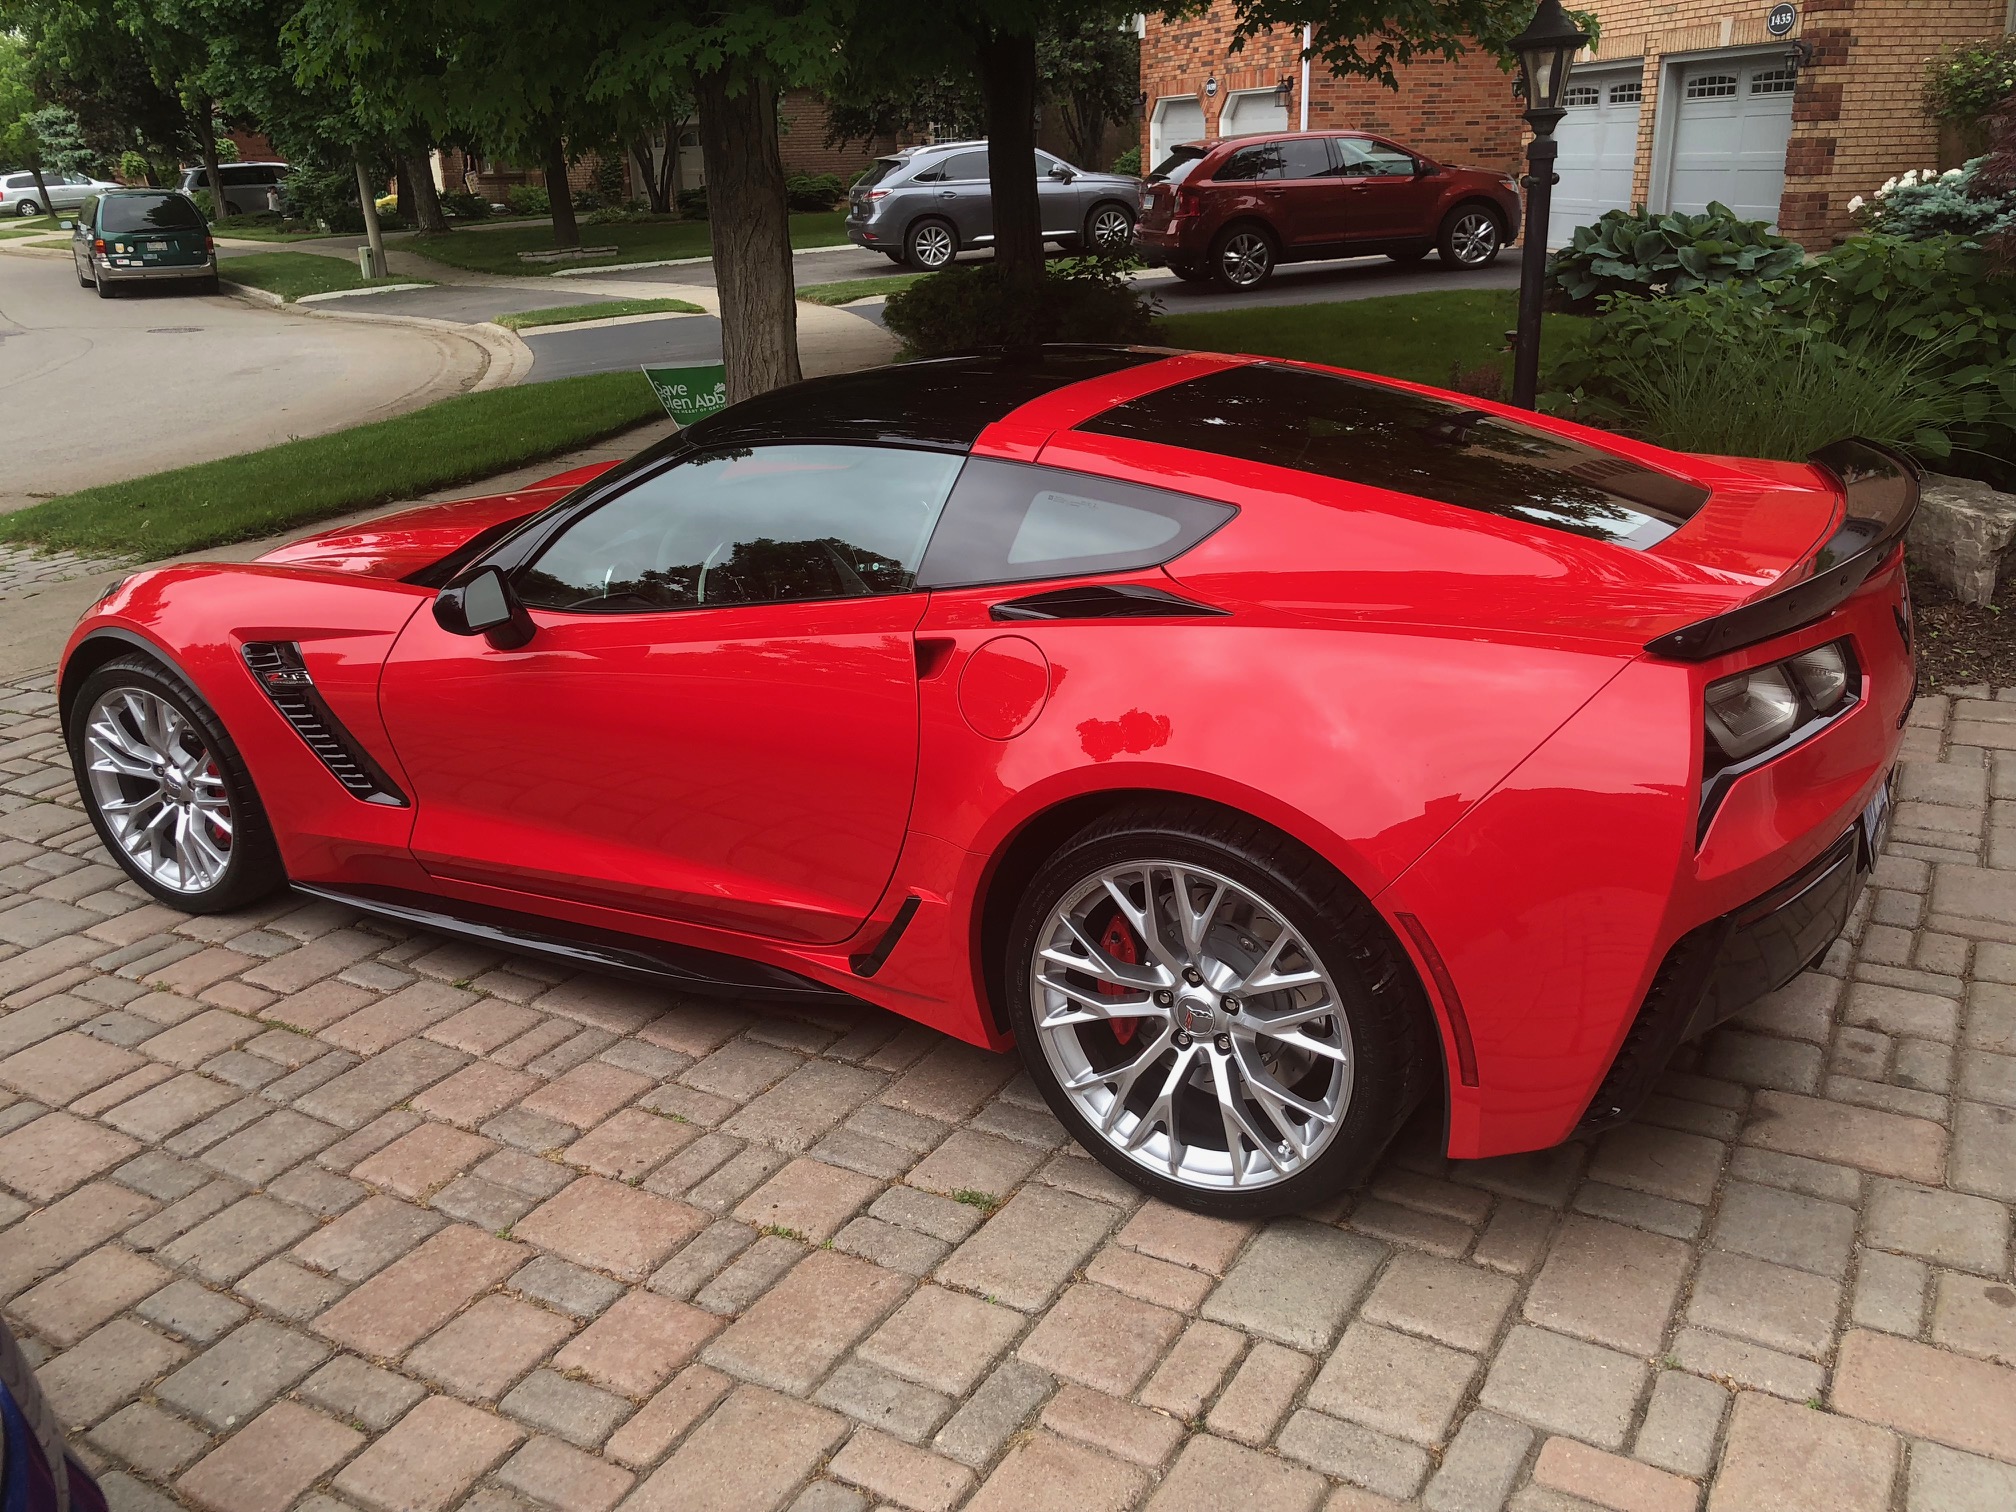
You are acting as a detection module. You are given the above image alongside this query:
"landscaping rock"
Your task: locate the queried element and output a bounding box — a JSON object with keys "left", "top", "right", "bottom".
{"left": 1909, "top": 472, "right": 2016, "bottom": 607}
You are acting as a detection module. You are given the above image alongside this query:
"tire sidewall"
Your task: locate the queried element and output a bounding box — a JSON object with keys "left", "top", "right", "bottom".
{"left": 1004, "top": 817, "right": 1424, "bottom": 1218}
{"left": 68, "top": 655, "right": 284, "bottom": 913}
{"left": 904, "top": 218, "right": 956, "bottom": 271}
{"left": 1439, "top": 206, "right": 1502, "bottom": 267}
{"left": 1210, "top": 225, "right": 1276, "bottom": 291}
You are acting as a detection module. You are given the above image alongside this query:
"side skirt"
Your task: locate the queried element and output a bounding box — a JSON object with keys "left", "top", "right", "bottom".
{"left": 293, "top": 882, "right": 857, "bottom": 1006}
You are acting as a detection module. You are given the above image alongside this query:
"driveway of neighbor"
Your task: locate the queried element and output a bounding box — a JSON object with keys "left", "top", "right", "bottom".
{"left": 0, "top": 249, "right": 491, "bottom": 517}
{"left": 0, "top": 671, "right": 2012, "bottom": 1512}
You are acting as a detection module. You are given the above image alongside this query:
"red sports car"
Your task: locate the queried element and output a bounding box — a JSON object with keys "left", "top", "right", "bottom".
{"left": 60, "top": 348, "right": 1914, "bottom": 1217}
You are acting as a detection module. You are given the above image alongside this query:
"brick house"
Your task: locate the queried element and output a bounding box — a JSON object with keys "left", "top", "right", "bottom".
{"left": 1141, "top": 1, "right": 2015, "bottom": 248}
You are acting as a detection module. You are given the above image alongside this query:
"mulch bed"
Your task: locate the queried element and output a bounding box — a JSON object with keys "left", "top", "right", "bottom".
{"left": 1909, "top": 564, "right": 2016, "bottom": 692}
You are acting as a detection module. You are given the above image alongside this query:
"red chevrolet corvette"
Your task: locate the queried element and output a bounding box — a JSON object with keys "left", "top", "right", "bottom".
{"left": 60, "top": 348, "right": 1913, "bottom": 1215}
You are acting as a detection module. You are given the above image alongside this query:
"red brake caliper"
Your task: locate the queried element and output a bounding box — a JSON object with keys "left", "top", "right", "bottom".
{"left": 1098, "top": 915, "right": 1141, "bottom": 1045}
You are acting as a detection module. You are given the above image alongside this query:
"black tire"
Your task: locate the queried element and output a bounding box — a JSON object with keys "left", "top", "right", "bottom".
{"left": 902, "top": 217, "right": 958, "bottom": 272}
{"left": 15, "top": 199, "right": 41, "bottom": 218}
{"left": 76, "top": 261, "right": 92, "bottom": 289}
{"left": 1004, "top": 800, "right": 1435, "bottom": 1218}
{"left": 1208, "top": 223, "right": 1277, "bottom": 291}
{"left": 197, "top": 275, "right": 220, "bottom": 296}
{"left": 1084, "top": 202, "right": 1135, "bottom": 252}
{"left": 882, "top": 249, "right": 907, "bottom": 265}
{"left": 1436, "top": 204, "right": 1504, "bottom": 268}
{"left": 1170, "top": 264, "right": 1211, "bottom": 284}
{"left": 1386, "top": 245, "right": 1431, "bottom": 264}
{"left": 68, "top": 653, "right": 286, "bottom": 914}
{"left": 95, "top": 273, "right": 119, "bottom": 299}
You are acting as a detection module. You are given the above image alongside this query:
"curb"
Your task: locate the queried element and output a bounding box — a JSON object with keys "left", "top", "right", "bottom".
{"left": 297, "top": 282, "right": 434, "bottom": 303}
{"left": 548, "top": 241, "right": 862, "bottom": 278}
{"left": 219, "top": 281, "right": 534, "bottom": 392}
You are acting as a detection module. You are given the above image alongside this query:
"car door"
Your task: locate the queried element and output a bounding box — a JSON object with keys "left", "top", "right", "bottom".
{"left": 378, "top": 442, "right": 963, "bottom": 946}
{"left": 1336, "top": 137, "right": 1443, "bottom": 244}
{"left": 1271, "top": 137, "right": 1352, "bottom": 251}
{"left": 933, "top": 150, "right": 993, "bottom": 245}
{"left": 1035, "top": 150, "right": 1081, "bottom": 238}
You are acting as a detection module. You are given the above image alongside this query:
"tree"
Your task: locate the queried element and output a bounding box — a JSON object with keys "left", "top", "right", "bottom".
{"left": 1039, "top": 12, "right": 1137, "bottom": 170}
{"left": 1, "top": 0, "right": 198, "bottom": 181}
{"left": 1215, "top": 0, "right": 1548, "bottom": 86}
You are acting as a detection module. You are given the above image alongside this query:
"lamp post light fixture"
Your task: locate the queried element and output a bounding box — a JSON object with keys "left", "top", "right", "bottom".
{"left": 1507, "top": 0, "right": 1593, "bottom": 409}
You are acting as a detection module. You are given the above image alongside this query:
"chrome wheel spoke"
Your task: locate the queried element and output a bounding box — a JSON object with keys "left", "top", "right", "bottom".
{"left": 82, "top": 687, "right": 233, "bottom": 895}
{"left": 1035, "top": 974, "right": 1164, "bottom": 1029}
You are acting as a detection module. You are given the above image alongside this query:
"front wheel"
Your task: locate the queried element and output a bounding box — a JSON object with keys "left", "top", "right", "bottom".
{"left": 1084, "top": 203, "right": 1135, "bottom": 252}
{"left": 69, "top": 654, "right": 286, "bottom": 913}
{"left": 1004, "top": 801, "right": 1433, "bottom": 1217}
{"left": 1437, "top": 206, "right": 1503, "bottom": 268}
{"left": 903, "top": 218, "right": 957, "bottom": 272}
{"left": 1209, "top": 225, "right": 1276, "bottom": 291}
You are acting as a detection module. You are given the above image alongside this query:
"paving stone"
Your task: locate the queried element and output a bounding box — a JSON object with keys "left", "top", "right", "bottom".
{"left": 1708, "top": 1390, "right": 1898, "bottom": 1512}
{"left": 1522, "top": 1214, "right": 1689, "bottom": 1355}
{"left": 1201, "top": 1340, "right": 1307, "bottom": 1445}
{"left": 1476, "top": 1326, "right": 1646, "bottom": 1450}
{"left": 1473, "top": 1199, "right": 1557, "bottom": 1276}
{"left": 477, "top": 1147, "right": 573, "bottom": 1200}
{"left": 1422, "top": 1409, "right": 1532, "bottom": 1512}
{"left": 731, "top": 1156, "right": 880, "bottom": 1242}
{"left": 510, "top": 1255, "right": 625, "bottom": 1319}
{"left": 603, "top": 1364, "right": 733, "bottom": 1469}
{"left": 0, "top": 1111, "right": 141, "bottom": 1201}
{"left": 297, "top": 1038, "right": 465, "bottom": 1131}
{"left": 561, "top": 1109, "right": 695, "bottom": 1182}
{"left": 298, "top": 1355, "right": 428, "bottom": 1432}
{"left": 1852, "top": 1246, "right": 1931, "bottom": 1334}
{"left": 1534, "top": 1438, "right": 1696, "bottom": 1512}
{"left": 1571, "top": 1180, "right": 1706, "bottom": 1242}
{"left": 1306, "top": 1320, "right": 1476, "bottom": 1447}
{"left": 199, "top": 1109, "right": 341, "bottom": 1186}
{"left": 1846, "top": 981, "right": 1961, "bottom": 1042}
{"left": 936, "top": 1184, "right": 1119, "bottom": 1312}
{"left": 1832, "top": 1328, "right": 2016, "bottom": 1460}
{"left": 514, "top": 1177, "right": 708, "bottom": 1283}
{"left": 1866, "top": 1178, "right": 2012, "bottom": 1272}
{"left": 335, "top": 1395, "right": 526, "bottom": 1512}
{"left": 857, "top": 1283, "right": 1025, "bottom": 1396}
{"left": 813, "top": 1358, "right": 954, "bottom": 1443}
{"left": 1587, "top": 1124, "right": 1725, "bottom": 1205}
{"left": 9, "top": 1245, "right": 169, "bottom": 1346}
{"left": 157, "top": 1318, "right": 331, "bottom": 1430}
{"left": 1349, "top": 1197, "right": 1473, "bottom": 1256}
{"left": 1703, "top": 1029, "right": 1825, "bottom": 1092}
{"left": 932, "top": 1357, "right": 1055, "bottom": 1469}
{"left": 351, "top": 1123, "right": 496, "bottom": 1201}
{"left": 1907, "top": 1442, "right": 2016, "bottom": 1512}
{"left": 1143, "top": 1433, "right": 1324, "bottom": 1512}
{"left": 497, "top": 1369, "right": 632, "bottom": 1449}
{"left": 1139, "top": 1318, "right": 1244, "bottom": 1419}
{"left": 1085, "top": 1242, "right": 1216, "bottom": 1310}
{"left": 829, "top": 1427, "right": 976, "bottom": 1512}
{"left": 133, "top": 1279, "right": 247, "bottom": 1345}
{"left": 89, "top": 1400, "right": 213, "bottom": 1478}
{"left": 266, "top": 1162, "right": 365, "bottom": 1216}
{"left": 158, "top": 1195, "right": 316, "bottom": 1283}
{"left": 1275, "top": 1409, "right": 1431, "bottom": 1501}
{"left": 961, "top": 1430, "right": 1146, "bottom": 1512}
{"left": 879, "top": 1041, "right": 1017, "bottom": 1124}
{"left": 693, "top": 1233, "right": 803, "bottom": 1315}
{"left": 313, "top": 1224, "right": 524, "bottom": 1358}
{"left": 0, "top": 1030, "right": 145, "bottom": 1102}
{"left": 1744, "top": 1091, "right": 1947, "bottom": 1183}
{"left": 1632, "top": 1369, "right": 1727, "bottom": 1478}
{"left": 1710, "top": 1179, "right": 1858, "bottom": 1278}
{"left": 495, "top": 1435, "right": 635, "bottom": 1512}
{"left": 548, "top": 1290, "right": 718, "bottom": 1398}
{"left": 411, "top": 1063, "right": 541, "bottom": 1129}
{"left": 703, "top": 1248, "right": 910, "bottom": 1393}
{"left": 872, "top": 1184, "right": 985, "bottom": 1243}
{"left": 292, "top": 1194, "right": 446, "bottom": 1282}
{"left": 1200, "top": 1219, "right": 1384, "bottom": 1351}
{"left": 406, "top": 1294, "right": 575, "bottom": 1401}
{"left": 720, "top": 1059, "right": 885, "bottom": 1153}
{"left": 620, "top": 1384, "right": 848, "bottom": 1512}
{"left": 1950, "top": 1100, "right": 2016, "bottom": 1200}
{"left": 35, "top": 1317, "right": 189, "bottom": 1427}
{"left": 1669, "top": 1327, "right": 1824, "bottom": 1401}
{"left": 1687, "top": 1250, "right": 1842, "bottom": 1359}
{"left": 176, "top": 1400, "right": 363, "bottom": 1512}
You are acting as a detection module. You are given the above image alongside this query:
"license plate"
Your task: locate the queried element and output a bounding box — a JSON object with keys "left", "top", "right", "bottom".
{"left": 1862, "top": 772, "right": 1894, "bottom": 856}
{"left": 145, "top": 240, "right": 165, "bottom": 250}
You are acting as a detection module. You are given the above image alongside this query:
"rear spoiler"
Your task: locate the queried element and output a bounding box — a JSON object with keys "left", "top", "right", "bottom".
{"left": 1643, "top": 439, "right": 1919, "bottom": 662}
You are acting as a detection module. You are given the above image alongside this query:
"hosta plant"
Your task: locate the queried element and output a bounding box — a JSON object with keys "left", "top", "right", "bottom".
{"left": 1547, "top": 204, "right": 1805, "bottom": 307}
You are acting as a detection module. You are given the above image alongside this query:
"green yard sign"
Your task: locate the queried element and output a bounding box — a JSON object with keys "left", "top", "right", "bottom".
{"left": 642, "top": 362, "right": 728, "bottom": 426}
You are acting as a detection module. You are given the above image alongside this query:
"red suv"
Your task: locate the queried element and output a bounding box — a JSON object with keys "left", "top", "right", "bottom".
{"left": 1134, "top": 131, "right": 1521, "bottom": 290}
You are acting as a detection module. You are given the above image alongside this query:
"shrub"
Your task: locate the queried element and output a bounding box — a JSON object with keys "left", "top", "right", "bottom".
{"left": 1546, "top": 203, "right": 1804, "bottom": 307}
{"left": 1110, "top": 146, "right": 1142, "bottom": 177}
{"left": 882, "top": 256, "right": 1155, "bottom": 358}
{"left": 280, "top": 163, "right": 362, "bottom": 233}
{"left": 1927, "top": 35, "right": 2016, "bottom": 127}
{"left": 187, "top": 188, "right": 214, "bottom": 221}
{"left": 1850, "top": 158, "right": 2016, "bottom": 243}
{"left": 117, "top": 151, "right": 149, "bottom": 184}
{"left": 439, "top": 190, "right": 490, "bottom": 220}
{"left": 677, "top": 186, "right": 709, "bottom": 219}
{"left": 506, "top": 184, "right": 551, "bottom": 216}
{"left": 785, "top": 172, "right": 845, "bottom": 212}
{"left": 583, "top": 204, "right": 658, "bottom": 226}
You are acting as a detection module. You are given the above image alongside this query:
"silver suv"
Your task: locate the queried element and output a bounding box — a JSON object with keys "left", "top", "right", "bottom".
{"left": 177, "top": 161, "right": 290, "bottom": 217}
{"left": 847, "top": 141, "right": 1140, "bottom": 270}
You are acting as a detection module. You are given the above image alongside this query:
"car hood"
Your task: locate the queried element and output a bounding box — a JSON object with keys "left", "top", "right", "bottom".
{"left": 255, "top": 461, "right": 620, "bottom": 580}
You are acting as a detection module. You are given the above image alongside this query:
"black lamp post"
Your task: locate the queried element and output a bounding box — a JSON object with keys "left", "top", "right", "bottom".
{"left": 1508, "top": 0, "right": 1592, "bottom": 408}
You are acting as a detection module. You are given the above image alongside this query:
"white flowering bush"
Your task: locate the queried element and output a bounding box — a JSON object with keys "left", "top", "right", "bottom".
{"left": 1850, "top": 157, "right": 2016, "bottom": 241}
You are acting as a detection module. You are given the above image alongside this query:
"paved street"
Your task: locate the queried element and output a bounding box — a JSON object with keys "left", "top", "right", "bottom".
{"left": 0, "top": 250, "right": 491, "bottom": 516}
{"left": 0, "top": 673, "right": 2012, "bottom": 1512}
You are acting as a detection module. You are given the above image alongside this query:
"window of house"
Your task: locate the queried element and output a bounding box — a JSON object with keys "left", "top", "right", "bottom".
{"left": 1563, "top": 86, "right": 1601, "bottom": 107}
{"left": 1685, "top": 74, "right": 1738, "bottom": 99}
{"left": 1750, "top": 67, "right": 1796, "bottom": 94}
{"left": 1610, "top": 81, "right": 1644, "bottom": 104}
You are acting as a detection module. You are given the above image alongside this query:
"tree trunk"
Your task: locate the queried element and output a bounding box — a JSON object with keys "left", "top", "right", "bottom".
{"left": 393, "top": 158, "right": 412, "bottom": 220}
{"left": 28, "top": 167, "right": 52, "bottom": 219}
{"left": 199, "top": 101, "right": 226, "bottom": 222}
{"left": 696, "top": 68, "right": 800, "bottom": 402}
{"left": 630, "top": 137, "right": 667, "bottom": 214}
{"left": 666, "top": 119, "right": 685, "bottom": 209}
{"left": 975, "top": 28, "right": 1043, "bottom": 288}
{"left": 404, "top": 153, "right": 449, "bottom": 233}
{"left": 543, "top": 135, "right": 581, "bottom": 248}
{"left": 354, "top": 158, "right": 388, "bottom": 278}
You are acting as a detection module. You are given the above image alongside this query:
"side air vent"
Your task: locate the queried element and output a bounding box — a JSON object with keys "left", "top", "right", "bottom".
{"left": 241, "top": 642, "right": 408, "bottom": 807}
{"left": 989, "top": 583, "right": 1228, "bottom": 622}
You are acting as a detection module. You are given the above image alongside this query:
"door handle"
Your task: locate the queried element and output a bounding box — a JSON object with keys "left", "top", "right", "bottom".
{"left": 937, "top": 191, "right": 957, "bottom": 200}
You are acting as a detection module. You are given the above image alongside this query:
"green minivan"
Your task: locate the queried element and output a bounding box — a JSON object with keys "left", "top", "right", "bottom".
{"left": 72, "top": 188, "right": 218, "bottom": 297}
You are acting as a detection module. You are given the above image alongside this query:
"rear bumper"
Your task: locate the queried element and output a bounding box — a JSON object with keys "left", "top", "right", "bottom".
{"left": 97, "top": 258, "right": 213, "bottom": 282}
{"left": 1131, "top": 227, "right": 1190, "bottom": 267}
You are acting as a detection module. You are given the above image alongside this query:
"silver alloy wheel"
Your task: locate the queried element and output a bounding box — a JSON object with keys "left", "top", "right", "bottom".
{"left": 911, "top": 223, "right": 954, "bottom": 268}
{"left": 16, "top": 199, "right": 40, "bottom": 217}
{"left": 1218, "top": 231, "right": 1272, "bottom": 287}
{"left": 1089, "top": 206, "right": 1133, "bottom": 247}
{"left": 82, "top": 688, "right": 234, "bottom": 894}
{"left": 1030, "top": 859, "right": 1353, "bottom": 1191}
{"left": 1448, "top": 211, "right": 1500, "bottom": 265}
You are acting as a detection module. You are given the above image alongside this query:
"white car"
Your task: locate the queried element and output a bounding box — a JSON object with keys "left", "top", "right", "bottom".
{"left": 1, "top": 169, "right": 119, "bottom": 216}
{"left": 177, "top": 161, "right": 291, "bottom": 217}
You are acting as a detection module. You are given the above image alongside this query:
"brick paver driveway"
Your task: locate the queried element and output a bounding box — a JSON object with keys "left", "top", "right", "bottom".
{"left": 2, "top": 670, "right": 2013, "bottom": 1512}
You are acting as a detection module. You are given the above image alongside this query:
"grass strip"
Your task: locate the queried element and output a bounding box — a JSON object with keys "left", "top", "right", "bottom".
{"left": 797, "top": 274, "right": 923, "bottom": 306}
{"left": 210, "top": 216, "right": 337, "bottom": 243}
{"left": 1155, "top": 288, "right": 1588, "bottom": 391}
{"left": 0, "top": 371, "right": 662, "bottom": 560}
{"left": 218, "top": 250, "right": 432, "bottom": 301}
{"left": 496, "top": 297, "right": 703, "bottom": 330}
{"left": 402, "top": 212, "right": 848, "bottom": 276}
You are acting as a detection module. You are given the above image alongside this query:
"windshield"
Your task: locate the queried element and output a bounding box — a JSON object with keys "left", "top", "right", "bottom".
{"left": 102, "top": 194, "right": 204, "bottom": 233}
{"left": 1148, "top": 145, "right": 1207, "bottom": 184}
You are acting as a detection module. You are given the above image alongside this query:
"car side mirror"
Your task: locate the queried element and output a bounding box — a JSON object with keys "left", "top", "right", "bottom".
{"left": 1048, "top": 165, "right": 1075, "bottom": 182}
{"left": 434, "top": 566, "right": 535, "bottom": 649}
{"left": 1414, "top": 159, "right": 1440, "bottom": 178}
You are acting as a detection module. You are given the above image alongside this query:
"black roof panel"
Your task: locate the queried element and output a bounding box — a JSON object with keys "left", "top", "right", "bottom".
{"left": 680, "top": 347, "right": 1172, "bottom": 453}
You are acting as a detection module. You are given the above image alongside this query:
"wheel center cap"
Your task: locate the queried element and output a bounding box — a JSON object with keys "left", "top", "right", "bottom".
{"left": 1175, "top": 995, "right": 1217, "bottom": 1036}
{"left": 161, "top": 769, "right": 191, "bottom": 801}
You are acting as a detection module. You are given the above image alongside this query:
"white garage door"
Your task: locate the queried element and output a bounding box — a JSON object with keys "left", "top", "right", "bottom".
{"left": 1667, "top": 58, "right": 1796, "bottom": 227}
{"left": 1220, "top": 90, "right": 1289, "bottom": 139}
{"left": 1150, "top": 97, "right": 1205, "bottom": 171}
{"left": 1549, "top": 67, "right": 1642, "bottom": 246}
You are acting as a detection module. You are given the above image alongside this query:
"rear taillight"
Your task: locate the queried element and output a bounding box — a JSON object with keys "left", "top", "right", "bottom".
{"left": 867, "top": 189, "right": 887, "bottom": 200}
{"left": 204, "top": 232, "right": 215, "bottom": 251}
{"left": 1174, "top": 188, "right": 1202, "bottom": 218}
{"left": 93, "top": 237, "right": 106, "bottom": 254}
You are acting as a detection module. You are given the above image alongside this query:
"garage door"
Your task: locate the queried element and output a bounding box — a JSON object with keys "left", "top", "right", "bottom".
{"left": 1548, "top": 66, "right": 1642, "bottom": 246}
{"left": 1150, "top": 97, "right": 1205, "bottom": 172}
{"left": 1220, "top": 90, "right": 1289, "bottom": 139}
{"left": 1667, "top": 58, "right": 1796, "bottom": 227}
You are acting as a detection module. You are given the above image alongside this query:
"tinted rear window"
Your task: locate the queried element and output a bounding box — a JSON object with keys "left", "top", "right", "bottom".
{"left": 102, "top": 194, "right": 205, "bottom": 233}
{"left": 856, "top": 159, "right": 900, "bottom": 189}
{"left": 1148, "top": 146, "right": 1206, "bottom": 184}
{"left": 1078, "top": 364, "right": 1710, "bottom": 549}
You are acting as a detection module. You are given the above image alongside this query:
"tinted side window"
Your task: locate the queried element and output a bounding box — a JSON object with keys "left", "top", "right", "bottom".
{"left": 917, "top": 460, "right": 1236, "bottom": 588}
{"left": 1277, "top": 139, "right": 1335, "bottom": 181}
{"left": 1214, "top": 144, "right": 1282, "bottom": 182}
{"left": 516, "top": 444, "right": 962, "bottom": 614}
{"left": 942, "top": 152, "right": 991, "bottom": 182}
{"left": 1338, "top": 140, "right": 1418, "bottom": 177}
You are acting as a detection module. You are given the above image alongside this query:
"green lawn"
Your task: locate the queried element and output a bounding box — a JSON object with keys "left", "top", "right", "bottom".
{"left": 403, "top": 212, "right": 849, "bottom": 276}
{"left": 798, "top": 274, "right": 923, "bottom": 306}
{"left": 210, "top": 215, "right": 331, "bottom": 243}
{"left": 0, "top": 215, "right": 61, "bottom": 239}
{"left": 0, "top": 371, "right": 663, "bottom": 560}
{"left": 1156, "top": 289, "right": 1589, "bottom": 392}
{"left": 219, "top": 251, "right": 431, "bottom": 301}
{"left": 495, "top": 297, "right": 703, "bottom": 330}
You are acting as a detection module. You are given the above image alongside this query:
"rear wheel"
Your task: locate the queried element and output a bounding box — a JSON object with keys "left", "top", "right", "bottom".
{"left": 95, "top": 273, "right": 119, "bottom": 299}
{"left": 903, "top": 218, "right": 957, "bottom": 271}
{"left": 1005, "top": 801, "right": 1433, "bottom": 1217}
{"left": 69, "top": 654, "right": 286, "bottom": 913}
{"left": 14, "top": 198, "right": 40, "bottom": 217}
{"left": 1437, "top": 206, "right": 1503, "bottom": 268}
{"left": 1209, "top": 225, "right": 1277, "bottom": 291}
{"left": 1084, "top": 202, "right": 1135, "bottom": 252}
{"left": 196, "top": 274, "right": 220, "bottom": 296}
